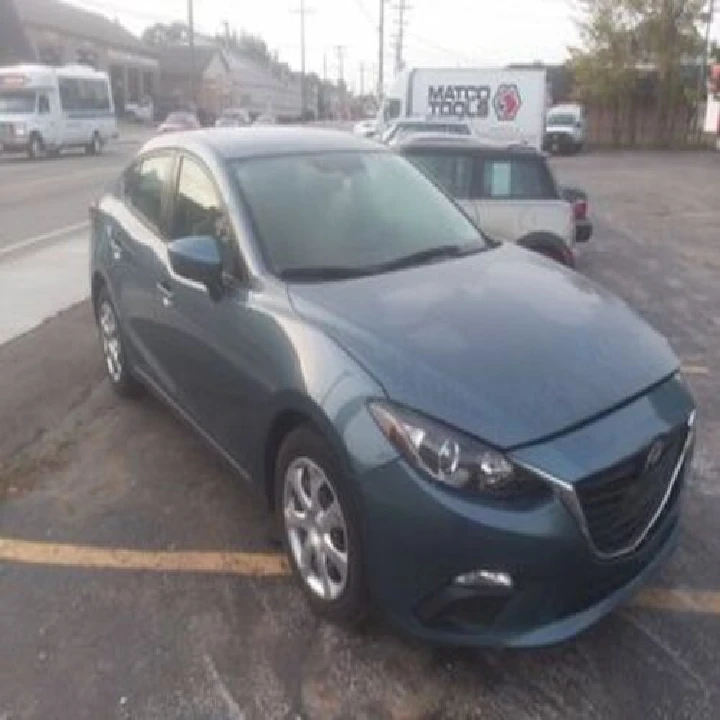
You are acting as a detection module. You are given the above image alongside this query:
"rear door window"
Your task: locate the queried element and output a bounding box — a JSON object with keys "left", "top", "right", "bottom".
{"left": 405, "top": 152, "right": 474, "bottom": 198}
{"left": 473, "top": 156, "right": 558, "bottom": 200}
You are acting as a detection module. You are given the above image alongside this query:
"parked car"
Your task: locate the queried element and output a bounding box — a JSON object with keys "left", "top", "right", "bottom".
{"left": 90, "top": 127, "right": 695, "bottom": 648}
{"left": 254, "top": 113, "right": 277, "bottom": 125}
{"left": 216, "top": 108, "right": 252, "bottom": 127}
{"left": 396, "top": 134, "right": 576, "bottom": 266}
{"left": 561, "top": 185, "right": 593, "bottom": 243}
{"left": 381, "top": 118, "right": 472, "bottom": 146}
{"left": 157, "top": 111, "right": 200, "bottom": 134}
{"left": 544, "top": 103, "right": 585, "bottom": 155}
{"left": 353, "top": 118, "right": 377, "bottom": 138}
{"left": 125, "top": 96, "right": 154, "bottom": 124}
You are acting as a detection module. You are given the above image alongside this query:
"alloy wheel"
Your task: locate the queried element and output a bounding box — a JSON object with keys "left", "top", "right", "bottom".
{"left": 283, "top": 457, "right": 349, "bottom": 601}
{"left": 98, "top": 300, "right": 123, "bottom": 383}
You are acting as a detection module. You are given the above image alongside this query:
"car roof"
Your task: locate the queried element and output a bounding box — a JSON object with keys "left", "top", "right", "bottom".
{"left": 142, "top": 127, "right": 379, "bottom": 160}
{"left": 394, "top": 133, "right": 540, "bottom": 155}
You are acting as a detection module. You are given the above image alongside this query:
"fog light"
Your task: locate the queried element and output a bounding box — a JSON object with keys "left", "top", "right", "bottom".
{"left": 454, "top": 569, "right": 513, "bottom": 590}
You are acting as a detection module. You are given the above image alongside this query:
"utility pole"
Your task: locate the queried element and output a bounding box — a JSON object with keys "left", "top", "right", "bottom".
{"left": 335, "top": 44, "right": 346, "bottom": 85}
{"left": 188, "top": 0, "right": 195, "bottom": 104}
{"left": 335, "top": 44, "right": 346, "bottom": 117}
{"left": 359, "top": 62, "right": 365, "bottom": 96}
{"left": 291, "top": 0, "right": 312, "bottom": 120}
{"left": 378, "top": 0, "right": 385, "bottom": 101}
{"left": 392, "top": 0, "right": 410, "bottom": 76}
{"left": 323, "top": 50, "right": 328, "bottom": 82}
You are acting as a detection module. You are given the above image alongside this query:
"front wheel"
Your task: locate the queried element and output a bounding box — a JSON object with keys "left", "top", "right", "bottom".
{"left": 275, "top": 426, "right": 369, "bottom": 626}
{"left": 86, "top": 132, "right": 102, "bottom": 156}
{"left": 95, "top": 287, "right": 140, "bottom": 397}
{"left": 27, "top": 133, "right": 44, "bottom": 160}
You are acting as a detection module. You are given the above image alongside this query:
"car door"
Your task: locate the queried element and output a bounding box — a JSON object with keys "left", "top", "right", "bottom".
{"left": 106, "top": 151, "right": 179, "bottom": 393}
{"left": 149, "top": 152, "right": 258, "bottom": 465}
{"left": 470, "top": 154, "right": 573, "bottom": 245}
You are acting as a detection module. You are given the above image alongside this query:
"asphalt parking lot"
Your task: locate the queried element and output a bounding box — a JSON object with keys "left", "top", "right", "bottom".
{"left": 1, "top": 151, "right": 719, "bottom": 720}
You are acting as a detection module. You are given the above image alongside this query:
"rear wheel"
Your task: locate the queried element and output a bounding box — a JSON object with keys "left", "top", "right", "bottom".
{"left": 27, "top": 133, "right": 44, "bottom": 160}
{"left": 518, "top": 232, "right": 575, "bottom": 268}
{"left": 275, "top": 426, "right": 369, "bottom": 626}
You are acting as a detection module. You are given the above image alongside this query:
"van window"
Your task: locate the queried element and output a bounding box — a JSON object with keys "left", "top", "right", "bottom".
{"left": 124, "top": 154, "right": 174, "bottom": 232}
{"left": 474, "top": 157, "right": 558, "bottom": 200}
{"left": 38, "top": 94, "right": 50, "bottom": 114}
{"left": 58, "top": 77, "right": 111, "bottom": 112}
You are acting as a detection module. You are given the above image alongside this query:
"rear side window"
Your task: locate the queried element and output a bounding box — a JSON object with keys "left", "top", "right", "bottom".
{"left": 406, "top": 152, "right": 473, "bottom": 198}
{"left": 124, "top": 154, "right": 174, "bottom": 232}
{"left": 475, "top": 157, "right": 557, "bottom": 200}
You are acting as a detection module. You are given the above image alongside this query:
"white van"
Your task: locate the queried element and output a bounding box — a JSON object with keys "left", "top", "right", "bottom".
{"left": 377, "top": 67, "right": 549, "bottom": 150}
{"left": 544, "top": 103, "right": 585, "bottom": 154}
{"left": 0, "top": 64, "right": 117, "bottom": 159}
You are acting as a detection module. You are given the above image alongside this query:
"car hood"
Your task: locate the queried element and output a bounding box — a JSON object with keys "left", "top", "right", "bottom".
{"left": 287, "top": 245, "right": 678, "bottom": 449}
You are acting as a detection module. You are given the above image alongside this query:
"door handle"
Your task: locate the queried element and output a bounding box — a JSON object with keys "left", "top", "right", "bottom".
{"left": 157, "top": 280, "right": 174, "bottom": 307}
{"left": 106, "top": 226, "right": 123, "bottom": 260}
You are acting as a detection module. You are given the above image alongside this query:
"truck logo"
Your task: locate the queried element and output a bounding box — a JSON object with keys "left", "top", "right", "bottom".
{"left": 493, "top": 84, "right": 522, "bottom": 121}
{"left": 427, "top": 85, "right": 490, "bottom": 118}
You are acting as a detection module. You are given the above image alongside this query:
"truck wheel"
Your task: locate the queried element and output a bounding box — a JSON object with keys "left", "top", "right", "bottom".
{"left": 86, "top": 132, "right": 102, "bottom": 156}
{"left": 27, "top": 133, "right": 44, "bottom": 160}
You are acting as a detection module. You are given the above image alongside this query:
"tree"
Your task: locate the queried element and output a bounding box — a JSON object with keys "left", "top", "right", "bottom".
{"left": 142, "top": 22, "right": 190, "bottom": 46}
{"left": 571, "top": 0, "right": 706, "bottom": 145}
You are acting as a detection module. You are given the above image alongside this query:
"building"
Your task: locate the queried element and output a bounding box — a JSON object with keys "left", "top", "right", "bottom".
{"left": 156, "top": 44, "right": 302, "bottom": 120}
{"left": 0, "top": 0, "right": 34, "bottom": 65}
{"left": 6, "top": 0, "right": 158, "bottom": 111}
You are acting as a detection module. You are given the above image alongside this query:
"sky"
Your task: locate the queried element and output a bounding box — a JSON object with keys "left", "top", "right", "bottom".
{"left": 70, "top": 0, "right": 718, "bottom": 94}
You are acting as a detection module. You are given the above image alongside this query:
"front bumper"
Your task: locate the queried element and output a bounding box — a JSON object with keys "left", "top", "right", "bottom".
{"left": 355, "top": 377, "right": 694, "bottom": 647}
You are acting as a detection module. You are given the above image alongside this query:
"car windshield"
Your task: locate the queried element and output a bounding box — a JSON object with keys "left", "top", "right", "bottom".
{"left": 0, "top": 90, "right": 36, "bottom": 114}
{"left": 232, "top": 151, "right": 486, "bottom": 278}
{"left": 547, "top": 114, "right": 577, "bottom": 126}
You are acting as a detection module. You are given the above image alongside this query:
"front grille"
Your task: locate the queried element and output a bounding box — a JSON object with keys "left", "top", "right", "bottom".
{"left": 575, "top": 425, "right": 688, "bottom": 556}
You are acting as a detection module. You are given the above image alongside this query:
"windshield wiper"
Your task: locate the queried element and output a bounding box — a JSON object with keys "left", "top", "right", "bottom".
{"left": 376, "top": 243, "right": 483, "bottom": 272}
{"left": 279, "top": 266, "right": 375, "bottom": 281}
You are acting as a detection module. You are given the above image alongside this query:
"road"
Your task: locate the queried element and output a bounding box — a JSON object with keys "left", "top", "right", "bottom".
{"left": 0, "top": 135, "right": 149, "bottom": 343}
{"left": 0, "top": 139, "right": 143, "bottom": 253}
{"left": 0, "top": 151, "right": 719, "bottom": 719}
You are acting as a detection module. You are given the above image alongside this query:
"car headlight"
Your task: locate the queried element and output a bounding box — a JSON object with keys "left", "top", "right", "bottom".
{"left": 14, "top": 123, "right": 27, "bottom": 137}
{"left": 369, "top": 401, "right": 550, "bottom": 502}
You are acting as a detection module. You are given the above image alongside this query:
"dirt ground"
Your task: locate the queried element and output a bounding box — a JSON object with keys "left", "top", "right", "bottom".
{"left": 0, "top": 151, "right": 719, "bottom": 720}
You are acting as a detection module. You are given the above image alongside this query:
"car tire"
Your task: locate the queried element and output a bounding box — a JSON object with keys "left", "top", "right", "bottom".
{"left": 518, "top": 232, "right": 575, "bottom": 268}
{"left": 275, "top": 425, "right": 369, "bottom": 626}
{"left": 95, "top": 287, "right": 140, "bottom": 397}
{"left": 87, "top": 132, "right": 102, "bottom": 156}
{"left": 27, "top": 133, "right": 44, "bottom": 160}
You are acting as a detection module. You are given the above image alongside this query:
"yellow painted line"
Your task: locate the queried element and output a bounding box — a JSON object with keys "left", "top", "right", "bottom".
{"left": 633, "top": 587, "right": 720, "bottom": 615}
{"left": 681, "top": 365, "right": 710, "bottom": 376}
{"left": 1, "top": 537, "right": 720, "bottom": 616}
{"left": 0, "top": 537, "right": 290, "bottom": 577}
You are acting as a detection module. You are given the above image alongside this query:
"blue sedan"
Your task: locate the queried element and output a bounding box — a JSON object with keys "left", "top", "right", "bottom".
{"left": 90, "top": 127, "right": 695, "bottom": 647}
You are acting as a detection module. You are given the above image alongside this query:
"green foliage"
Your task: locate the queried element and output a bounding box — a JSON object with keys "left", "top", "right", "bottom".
{"left": 570, "top": 0, "right": 707, "bottom": 144}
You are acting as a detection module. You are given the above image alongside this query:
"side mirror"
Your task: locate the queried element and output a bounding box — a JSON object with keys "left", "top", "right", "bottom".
{"left": 168, "top": 235, "right": 224, "bottom": 296}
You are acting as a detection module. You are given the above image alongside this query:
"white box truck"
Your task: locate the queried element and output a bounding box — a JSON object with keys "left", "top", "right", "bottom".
{"left": 378, "top": 67, "right": 549, "bottom": 150}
